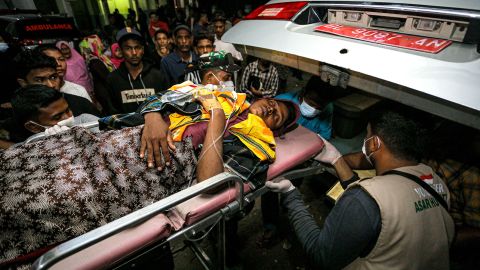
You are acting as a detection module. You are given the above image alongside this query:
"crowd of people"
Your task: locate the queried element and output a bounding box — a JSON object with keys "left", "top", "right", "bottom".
{"left": 0, "top": 3, "right": 478, "bottom": 270}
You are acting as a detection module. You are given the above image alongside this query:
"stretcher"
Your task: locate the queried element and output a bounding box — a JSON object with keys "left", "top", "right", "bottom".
{"left": 28, "top": 124, "right": 325, "bottom": 270}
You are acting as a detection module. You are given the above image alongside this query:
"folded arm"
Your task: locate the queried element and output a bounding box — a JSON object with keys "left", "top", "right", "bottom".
{"left": 195, "top": 94, "right": 226, "bottom": 182}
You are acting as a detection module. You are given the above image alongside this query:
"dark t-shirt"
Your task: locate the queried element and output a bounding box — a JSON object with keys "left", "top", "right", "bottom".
{"left": 63, "top": 93, "right": 101, "bottom": 117}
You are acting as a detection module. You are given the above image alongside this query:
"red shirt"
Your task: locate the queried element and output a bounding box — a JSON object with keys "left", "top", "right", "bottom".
{"left": 149, "top": 21, "right": 169, "bottom": 37}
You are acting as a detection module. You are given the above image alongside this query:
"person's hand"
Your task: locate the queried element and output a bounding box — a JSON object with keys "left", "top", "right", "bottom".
{"left": 265, "top": 177, "right": 295, "bottom": 193}
{"left": 193, "top": 91, "right": 222, "bottom": 112}
{"left": 44, "top": 125, "right": 70, "bottom": 136}
{"left": 1, "top": 102, "right": 12, "bottom": 109}
{"left": 314, "top": 136, "right": 342, "bottom": 165}
{"left": 140, "top": 112, "right": 176, "bottom": 170}
{"left": 249, "top": 86, "right": 263, "bottom": 96}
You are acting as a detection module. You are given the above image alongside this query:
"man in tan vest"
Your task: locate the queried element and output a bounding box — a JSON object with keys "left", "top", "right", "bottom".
{"left": 266, "top": 110, "right": 455, "bottom": 269}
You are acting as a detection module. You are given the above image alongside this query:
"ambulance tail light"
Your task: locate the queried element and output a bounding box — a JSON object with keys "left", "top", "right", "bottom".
{"left": 244, "top": 2, "right": 308, "bottom": 21}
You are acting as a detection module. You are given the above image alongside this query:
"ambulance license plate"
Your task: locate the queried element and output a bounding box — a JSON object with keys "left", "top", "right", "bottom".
{"left": 315, "top": 24, "right": 452, "bottom": 53}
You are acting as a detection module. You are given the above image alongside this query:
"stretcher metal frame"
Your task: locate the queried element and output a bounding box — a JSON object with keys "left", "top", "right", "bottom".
{"left": 33, "top": 164, "right": 326, "bottom": 270}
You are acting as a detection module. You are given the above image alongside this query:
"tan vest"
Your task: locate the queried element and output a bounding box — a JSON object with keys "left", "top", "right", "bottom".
{"left": 344, "top": 164, "right": 455, "bottom": 270}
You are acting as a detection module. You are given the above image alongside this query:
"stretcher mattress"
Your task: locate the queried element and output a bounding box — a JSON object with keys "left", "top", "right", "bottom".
{"left": 50, "top": 214, "right": 172, "bottom": 270}
{"left": 48, "top": 125, "right": 324, "bottom": 269}
{"left": 174, "top": 125, "right": 325, "bottom": 226}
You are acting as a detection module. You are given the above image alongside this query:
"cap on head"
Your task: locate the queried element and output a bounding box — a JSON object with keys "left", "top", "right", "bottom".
{"left": 173, "top": 24, "right": 192, "bottom": 37}
{"left": 188, "top": 51, "right": 240, "bottom": 73}
{"left": 116, "top": 27, "right": 144, "bottom": 47}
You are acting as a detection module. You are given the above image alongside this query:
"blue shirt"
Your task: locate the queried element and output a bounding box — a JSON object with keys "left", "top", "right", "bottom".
{"left": 161, "top": 51, "right": 198, "bottom": 85}
{"left": 276, "top": 92, "right": 333, "bottom": 139}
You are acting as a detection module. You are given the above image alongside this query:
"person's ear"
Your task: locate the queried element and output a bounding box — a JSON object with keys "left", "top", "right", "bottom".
{"left": 371, "top": 136, "right": 382, "bottom": 151}
{"left": 205, "top": 72, "right": 214, "bottom": 84}
{"left": 17, "top": 78, "right": 28, "bottom": 88}
{"left": 24, "top": 121, "right": 44, "bottom": 134}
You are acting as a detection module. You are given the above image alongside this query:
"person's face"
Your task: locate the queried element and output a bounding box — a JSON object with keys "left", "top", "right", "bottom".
{"left": 202, "top": 70, "right": 231, "bottom": 85}
{"left": 175, "top": 29, "right": 192, "bottom": 53}
{"left": 18, "top": 67, "right": 61, "bottom": 90}
{"left": 121, "top": 39, "right": 144, "bottom": 66}
{"left": 214, "top": 21, "right": 226, "bottom": 38}
{"left": 37, "top": 98, "right": 73, "bottom": 126}
{"left": 43, "top": 49, "right": 67, "bottom": 79}
{"left": 60, "top": 44, "right": 72, "bottom": 59}
{"left": 200, "top": 14, "right": 208, "bottom": 25}
{"left": 150, "top": 14, "right": 158, "bottom": 22}
{"left": 113, "top": 46, "right": 123, "bottom": 58}
{"left": 25, "top": 98, "right": 73, "bottom": 133}
{"left": 195, "top": 38, "right": 213, "bottom": 55}
{"left": 155, "top": 32, "right": 169, "bottom": 48}
{"left": 249, "top": 99, "right": 289, "bottom": 130}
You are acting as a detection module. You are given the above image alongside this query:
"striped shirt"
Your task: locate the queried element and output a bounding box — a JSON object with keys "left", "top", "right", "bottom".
{"left": 184, "top": 70, "right": 202, "bottom": 84}
{"left": 240, "top": 60, "right": 279, "bottom": 98}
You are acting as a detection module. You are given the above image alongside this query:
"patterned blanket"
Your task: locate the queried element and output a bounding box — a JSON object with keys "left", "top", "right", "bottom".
{"left": 0, "top": 126, "right": 197, "bottom": 265}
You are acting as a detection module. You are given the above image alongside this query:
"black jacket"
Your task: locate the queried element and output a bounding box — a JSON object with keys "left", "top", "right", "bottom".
{"left": 106, "top": 60, "right": 169, "bottom": 114}
{"left": 63, "top": 93, "right": 101, "bottom": 117}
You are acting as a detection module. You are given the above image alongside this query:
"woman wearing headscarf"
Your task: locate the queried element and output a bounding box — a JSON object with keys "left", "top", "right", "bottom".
{"left": 79, "top": 35, "right": 117, "bottom": 114}
{"left": 110, "top": 43, "right": 124, "bottom": 69}
{"left": 56, "top": 41, "right": 94, "bottom": 98}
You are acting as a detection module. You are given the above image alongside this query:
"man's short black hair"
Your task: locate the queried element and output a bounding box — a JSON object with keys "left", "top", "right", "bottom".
{"left": 194, "top": 32, "right": 214, "bottom": 47}
{"left": 35, "top": 44, "right": 62, "bottom": 55}
{"left": 303, "top": 75, "right": 336, "bottom": 103}
{"left": 14, "top": 49, "right": 57, "bottom": 79}
{"left": 212, "top": 13, "right": 227, "bottom": 23}
{"left": 369, "top": 110, "right": 426, "bottom": 162}
{"left": 154, "top": 29, "right": 170, "bottom": 39}
{"left": 119, "top": 35, "right": 145, "bottom": 49}
{"left": 11, "top": 84, "right": 63, "bottom": 125}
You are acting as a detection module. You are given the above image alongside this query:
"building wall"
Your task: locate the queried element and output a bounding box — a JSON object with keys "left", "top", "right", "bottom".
{"left": 7, "top": 0, "right": 36, "bottom": 9}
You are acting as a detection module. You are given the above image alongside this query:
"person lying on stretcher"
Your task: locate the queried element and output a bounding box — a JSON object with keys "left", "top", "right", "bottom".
{"left": 103, "top": 52, "right": 300, "bottom": 188}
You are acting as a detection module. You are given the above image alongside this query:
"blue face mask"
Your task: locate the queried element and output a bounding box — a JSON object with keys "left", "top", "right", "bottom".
{"left": 0, "top": 42, "right": 9, "bottom": 53}
{"left": 299, "top": 100, "right": 320, "bottom": 118}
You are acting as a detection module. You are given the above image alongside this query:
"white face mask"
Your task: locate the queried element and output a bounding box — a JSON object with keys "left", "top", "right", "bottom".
{"left": 0, "top": 42, "right": 8, "bottom": 53}
{"left": 57, "top": 116, "right": 75, "bottom": 127}
{"left": 212, "top": 73, "right": 234, "bottom": 92}
{"left": 361, "top": 136, "right": 381, "bottom": 165}
{"left": 27, "top": 116, "right": 74, "bottom": 133}
{"left": 220, "top": 80, "right": 234, "bottom": 91}
{"left": 299, "top": 100, "right": 320, "bottom": 118}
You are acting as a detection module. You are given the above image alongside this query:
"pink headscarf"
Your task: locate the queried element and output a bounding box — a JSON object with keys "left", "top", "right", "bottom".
{"left": 56, "top": 40, "right": 94, "bottom": 95}
{"left": 110, "top": 43, "right": 124, "bottom": 69}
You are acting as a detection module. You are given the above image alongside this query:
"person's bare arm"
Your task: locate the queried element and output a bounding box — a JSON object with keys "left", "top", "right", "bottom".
{"left": 332, "top": 157, "right": 355, "bottom": 182}
{"left": 0, "top": 139, "right": 14, "bottom": 150}
{"left": 196, "top": 95, "right": 226, "bottom": 182}
{"left": 342, "top": 152, "right": 373, "bottom": 170}
{"left": 140, "top": 112, "right": 176, "bottom": 170}
{"left": 249, "top": 86, "right": 263, "bottom": 96}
